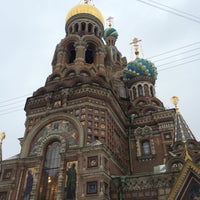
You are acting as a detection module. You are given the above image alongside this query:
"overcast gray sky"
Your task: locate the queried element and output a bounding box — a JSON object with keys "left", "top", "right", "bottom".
{"left": 1, "top": 0, "right": 200, "bottom": 159}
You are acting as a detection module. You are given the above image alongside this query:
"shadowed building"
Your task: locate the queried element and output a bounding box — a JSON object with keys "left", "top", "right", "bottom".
{"left": 0, "top": 1, "right": 200, "bottom": 199}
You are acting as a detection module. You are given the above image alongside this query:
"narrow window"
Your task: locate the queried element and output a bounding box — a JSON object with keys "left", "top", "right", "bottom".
{"left": 75, "top": 23, "right": 79, "bottom": 32}
{"left": 81, "top": 22, "right": 86, "bottom": 31}
{"left": 150, "top": 86, "right": 154, "bottom": 97}
{"left": 88, "top": 23, "right": 92, "bottom": 32}
{"left": 138, "top": 85, "right": 143, "bottom": 96}
{"left": 85, "top": 44, "right": 95, "bottom": 64}
{"left": 142, "top": 140, "right": 150, "bottom": 155}
{"left": 94, "top": 27, "right": 98, "bottom": 36}
{"left": 39, "top": 141, "right": 61, "bottom": 200}
{"left": 67, "top": 43, "right": 76, "bottom": 64}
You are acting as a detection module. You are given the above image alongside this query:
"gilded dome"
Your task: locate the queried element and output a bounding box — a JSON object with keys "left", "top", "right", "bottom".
{"left": 66, "top": 3, "right": 104, "bottom": 25}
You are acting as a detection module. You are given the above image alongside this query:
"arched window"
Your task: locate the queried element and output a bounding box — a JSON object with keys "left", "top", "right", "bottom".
{"left": 85, "top": 44, "right": 95, "bottom": 64}
{"left": 39, "top": 141, "right": 61, "bottom": 200}
{"left": 142, "top": 140, "right": 150, "bottom": 155}
{"left": 67, "top": 43, "right": 76, "bottom": 64}
{"left": 88, "top": 23, "right": 92, "bottom": 32}
{"left": 81, "top": 22, "right": 86, "bottom": 31}
{"left": 150, "top": 86, "right": 154, "bottom": 97}
{"left": 75, "top": 23, "right": 79, "bottom": 32}
{"left": 138, "top": 85, "right": 143, "bottom": 96}
{"left": 94, "top": 27, "right": 98, "bottom": 36}
{"left": 171, "top": 162, "right": 183, "bottom": 172}
{"left": 144, "top": 84, "right": 149, "bottom": 97}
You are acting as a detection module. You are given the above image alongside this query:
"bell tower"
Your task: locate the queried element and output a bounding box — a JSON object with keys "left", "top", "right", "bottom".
{"left": 21, "top": 1, "right": 129, "bottom": 199}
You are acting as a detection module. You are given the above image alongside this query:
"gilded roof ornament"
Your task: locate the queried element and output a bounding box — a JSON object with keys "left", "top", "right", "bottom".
{"left": 0, "top": 132, "right": 5, "bottom": 145}
{"left": 171, "top": 96, "right": 179, "bottom": 113}
{"left": 130, "top": 37, "right": 142, "bottom": 58}
{"left": 106, "top": 16, "right": 114, "bottom": 28}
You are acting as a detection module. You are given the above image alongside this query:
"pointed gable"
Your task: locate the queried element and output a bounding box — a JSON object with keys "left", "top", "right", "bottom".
{"left": 168, "top": 160, "right": 200, "bottom": 200}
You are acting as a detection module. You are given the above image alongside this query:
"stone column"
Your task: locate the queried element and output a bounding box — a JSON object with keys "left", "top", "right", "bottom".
{"left": 97, "top": 49, "right": 106, "bottom": 74}
{"left": 74, "top": 41, "right": 87, "bottom": 64}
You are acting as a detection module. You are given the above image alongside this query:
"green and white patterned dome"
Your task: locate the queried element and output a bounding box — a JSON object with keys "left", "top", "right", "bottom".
{"left": 103, "top": 27, "right": 118, "bottom": 40}
{"left": 123, "top": 58, "right": 157, "bottom": 81}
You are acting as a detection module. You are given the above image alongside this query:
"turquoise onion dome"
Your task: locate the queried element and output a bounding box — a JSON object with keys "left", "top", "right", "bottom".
{"left": 123, "top": 58, "right": 157, "bottom": 81}
{"left": 103, "top": 27, "right": 118, "bottom": 40}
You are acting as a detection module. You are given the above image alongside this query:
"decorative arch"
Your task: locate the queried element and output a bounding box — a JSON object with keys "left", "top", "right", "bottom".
{"left": 48, "top": 73, "right": 61, "bottom": 82}
{"left": 21, "top": 113, "right": 84, "bottom": 158}
{"left": 134, "top": 126, "right": 156, "bottom": 160}
{"left": 134, "top": 98, "right": 148, "bottom": 107}
{"left": 151, "top": 98, "right": 164, "bottom": 107}
{"left": 64, "top": 69, "right": 76, "bottom": 77}
{"left": 143, "top": 106, "right": 157, "bottom": 115}
{"left": 29, "top": 120, "right": 80, "bottom": 157}
{"left": 166, "top": 157, "right": 185, "bottom": 172}
{"left": 80, "top": 70, "right": 91, "bottom": 77}
{"left": 82, "top": 35, "right": 105, "bottom": 49}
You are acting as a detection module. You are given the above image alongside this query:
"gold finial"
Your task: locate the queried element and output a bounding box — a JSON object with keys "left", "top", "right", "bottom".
{"left": 84, "top": 0, "right": 89, "bottom": 4}
{"left": 106, "top": 16, "right": 114, "bottom": 28}
{"left": 0, "top": 132, "right": 5, "bottom": 145}
{"left": 130, "top": 37, "right": 142, "bottom": 58}
{"left": 171, "top": 96, "right": 179, "bottom": 113}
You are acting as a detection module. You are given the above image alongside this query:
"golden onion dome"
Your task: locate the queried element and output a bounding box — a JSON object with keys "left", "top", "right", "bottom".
{"left": 66, "top": 3, "right": 104, "bottom": 25}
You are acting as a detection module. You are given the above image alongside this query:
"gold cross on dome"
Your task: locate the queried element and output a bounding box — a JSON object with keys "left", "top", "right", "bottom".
{"left": 130, "top": 38, "right": 142, "bottom": 58}
{"left": 84, "top": 0, "right": 91, "bottom": 4}
{"left": 107, "top": 16, "right": 114, "bottom": 28}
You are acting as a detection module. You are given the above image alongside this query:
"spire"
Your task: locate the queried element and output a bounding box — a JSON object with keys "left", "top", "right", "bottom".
{"left": 171, "top": 96, "right": 196, "bottom": 143}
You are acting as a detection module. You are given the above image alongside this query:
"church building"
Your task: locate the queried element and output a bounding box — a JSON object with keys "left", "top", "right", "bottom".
{"left": 0, "top": 1, "right": 200, "bottom": 199}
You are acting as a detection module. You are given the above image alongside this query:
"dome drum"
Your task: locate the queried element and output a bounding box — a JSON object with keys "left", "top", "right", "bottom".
{"left": 66, "top": 14, "right": 104, "bottom": 37}
{"left": 124, "top": 74, "right": 156, "bottom": 86}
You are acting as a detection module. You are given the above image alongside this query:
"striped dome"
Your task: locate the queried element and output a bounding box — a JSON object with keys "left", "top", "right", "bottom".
{"left": 123, "top": 58, "right": 157, "bottom": 80}
{"left": 103, "top": 28, "right": 118, "bottom": 40}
